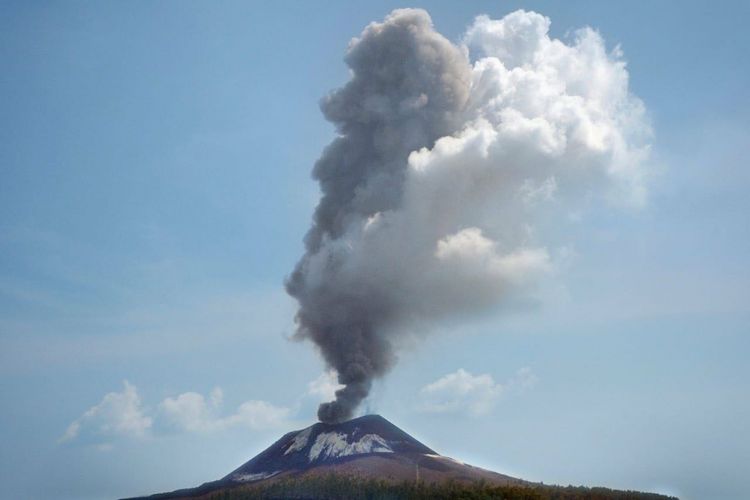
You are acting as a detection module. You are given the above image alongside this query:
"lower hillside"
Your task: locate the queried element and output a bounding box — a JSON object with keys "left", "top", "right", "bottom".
{"left": 198, "top": 475, "right": 677, "bottom": 500}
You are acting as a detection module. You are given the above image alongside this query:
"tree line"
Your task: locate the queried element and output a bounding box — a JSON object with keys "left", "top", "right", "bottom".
{"left": 202, "top": 475, "right": 678, "bottom": 500}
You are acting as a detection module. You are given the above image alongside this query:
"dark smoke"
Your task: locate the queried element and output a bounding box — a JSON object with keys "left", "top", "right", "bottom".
{"left": 286, "top": 9, "right": 471, "bottom": 423}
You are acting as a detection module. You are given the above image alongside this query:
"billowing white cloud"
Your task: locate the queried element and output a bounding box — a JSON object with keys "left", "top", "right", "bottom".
{"left": 59, "top": 381, "right": 152, "bottom": 443}
{"left": 289, "top": 8, "right": 651, "bottom": 422}
{"left": 419, "top": 367, "right": 538, "bottom": 416}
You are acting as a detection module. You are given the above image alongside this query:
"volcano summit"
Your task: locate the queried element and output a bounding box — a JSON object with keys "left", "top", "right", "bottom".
{"left": 126, "top": 415, "right": 676, "bottom": 500}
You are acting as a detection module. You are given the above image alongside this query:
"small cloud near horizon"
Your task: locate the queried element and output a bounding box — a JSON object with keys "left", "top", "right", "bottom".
{"left": 418, "top": 367, "right": 538, "bottom": 416}
{"left": 60, "top": 381, "right": 291, "bottom": 448}
{"left": 60, "top": 367, "right": 538, "bottom": 448}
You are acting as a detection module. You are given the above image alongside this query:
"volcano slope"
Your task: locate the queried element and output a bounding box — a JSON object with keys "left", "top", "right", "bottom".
{"left": 124, "top": 415, "right": 676, "bottom": 500}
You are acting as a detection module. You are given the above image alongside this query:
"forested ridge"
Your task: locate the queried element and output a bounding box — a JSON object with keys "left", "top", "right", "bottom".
{"left": 200, "top": 476, "right": 677, "bottom": 500}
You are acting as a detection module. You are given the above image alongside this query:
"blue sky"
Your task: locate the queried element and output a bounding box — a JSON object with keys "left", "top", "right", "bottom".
{"left": 1, "top": 1, "right": 748, "bottom": 499}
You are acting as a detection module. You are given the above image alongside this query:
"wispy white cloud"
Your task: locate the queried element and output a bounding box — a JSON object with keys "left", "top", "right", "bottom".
{"left": 0, "top": 286, "right": 296, "bottom": 376}
{"left": 158, "top": 389, "right": 290, "bottom": 433}
{"left": 507, "top": 367, "right": 539, "bottom": 393}
{"left": 419, "top": 367, "right": 537, "bottom": 416}
{"left": 217, "top": 400, "right": 291, "bottom": 431}
{"left": 306, "top": 370, "right": 344, "bottom": 403}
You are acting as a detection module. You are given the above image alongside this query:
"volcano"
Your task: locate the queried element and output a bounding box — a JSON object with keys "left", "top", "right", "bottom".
{"left": 125, "top": 415, "right": 676, "bottom": 499}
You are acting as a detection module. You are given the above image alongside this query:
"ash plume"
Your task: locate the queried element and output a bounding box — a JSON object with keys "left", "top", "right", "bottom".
{"left": 287, "top": 8, "right": 650, "bottom": 423}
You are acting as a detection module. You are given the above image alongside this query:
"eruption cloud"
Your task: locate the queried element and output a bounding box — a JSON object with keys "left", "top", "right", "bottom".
{"left": 286, "top": 9, "right": 650, "bottom": 423}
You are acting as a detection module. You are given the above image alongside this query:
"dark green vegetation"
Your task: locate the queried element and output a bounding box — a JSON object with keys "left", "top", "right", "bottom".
{"left": 201, "top": 476, "right": 677, "bottom": 500}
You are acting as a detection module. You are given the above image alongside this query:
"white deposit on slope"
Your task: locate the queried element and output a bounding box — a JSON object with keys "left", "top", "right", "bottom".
{"left": 308, "top": 432, "right": 393, "bottom": 462}
{"left": 232, "top": 471, "right": 280, "bottom": 483}
{"left": 284, "top": 426, "right": 313, "bottom": 455}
